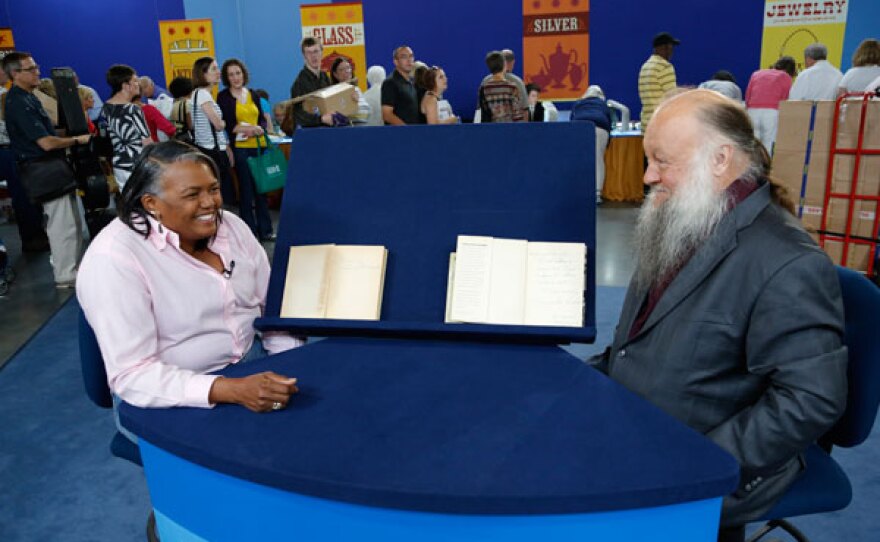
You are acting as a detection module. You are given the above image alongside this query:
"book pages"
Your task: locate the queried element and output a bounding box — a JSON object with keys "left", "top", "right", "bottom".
{"left": 524, "top": 242, "right": 586, "bottom": 327}
{"left": 444, "top": 252, "right": 459, "bottom": 323}
{"left": 450, "top": 236, "right": 494, "bottom": 323}
{"left": 280, "top": 244, "right": 334, "bottom": 318}
{"left": 324, "top": 245, "right": 387, "bottom": 320}
{"left": 486, "top": 238, "right": 528, "bottom": 325}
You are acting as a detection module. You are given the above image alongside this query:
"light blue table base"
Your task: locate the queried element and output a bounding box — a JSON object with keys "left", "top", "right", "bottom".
{"left": 142, "top": 441, "right": 723, "bottom": 542}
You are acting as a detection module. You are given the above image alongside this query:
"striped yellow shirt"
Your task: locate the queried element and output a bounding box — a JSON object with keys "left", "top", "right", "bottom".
{"left": 638, "top": 54, "right": 677, "bottom": 128}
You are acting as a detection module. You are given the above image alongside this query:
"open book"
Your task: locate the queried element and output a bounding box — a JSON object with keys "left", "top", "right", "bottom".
{"left": 280, "top": 244, "right": 388, "bottom": 320}
{"left": 446, "top": 235, "right": 586, "bottom": 327}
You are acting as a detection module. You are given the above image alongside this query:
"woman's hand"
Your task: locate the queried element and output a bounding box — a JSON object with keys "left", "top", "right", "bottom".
{"left": 209, "top": 372, "right": 299, "bottom": 412}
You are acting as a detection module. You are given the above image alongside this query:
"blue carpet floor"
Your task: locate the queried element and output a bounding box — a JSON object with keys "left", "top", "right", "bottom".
{"left": 1, "top": 287, "right": 877, "bottom": 541}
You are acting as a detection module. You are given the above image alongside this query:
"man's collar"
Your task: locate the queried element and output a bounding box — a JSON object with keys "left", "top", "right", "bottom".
{"left": 395, "top": 69, "right": 412, "bottom": 81}
{"left": 305, "top": 65, "right": 321, "bottom": 78}
{"left": 12, "top": 81, "right": 33, "bottom": 94}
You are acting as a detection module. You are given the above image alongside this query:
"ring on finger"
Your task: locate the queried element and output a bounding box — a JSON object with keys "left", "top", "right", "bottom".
{"left": 272, "top": 401, "right": 283, "bottom": 411}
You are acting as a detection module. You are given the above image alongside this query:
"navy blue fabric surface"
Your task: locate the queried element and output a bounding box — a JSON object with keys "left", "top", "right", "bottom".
{"left": 120, "top": 338, "right": 738, "bottom": 515}
{"left": 78, "top": 308, "right": 111, "bottom": 408}
{"left": 762, "top": 445, "right": 852, "bottom": 519}
{"left": 258, "top": 123, "right": 597, "bottom": 344}
{"left": 824, "top": 266, "right": 880, "bottom": 448}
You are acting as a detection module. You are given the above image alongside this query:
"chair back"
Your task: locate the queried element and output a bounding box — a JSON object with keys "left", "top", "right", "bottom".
{"left": 823, "top": 266, "right": 880, "bottom": 448}
{"left": 78, "top": 307, "right": 113, "bottom": 408}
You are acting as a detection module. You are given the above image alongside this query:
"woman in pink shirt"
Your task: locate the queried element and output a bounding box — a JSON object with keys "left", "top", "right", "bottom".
{"left": 77, "top": 141, "right": 302, "bottom": 415}
{"left": 745, "top": 56, "right": 795, "bottom": 155}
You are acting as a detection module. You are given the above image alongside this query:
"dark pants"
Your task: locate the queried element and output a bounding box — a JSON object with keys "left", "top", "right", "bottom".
{"left": 0, "top": 148, "right": 48, "bottom": 248}
{"left": 233, "top": 147, "right": 273, "bottom": 239}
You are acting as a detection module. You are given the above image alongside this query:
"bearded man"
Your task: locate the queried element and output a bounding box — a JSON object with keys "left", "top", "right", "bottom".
{"left": 590, "top": 90, "right": 847, "bottom": 542}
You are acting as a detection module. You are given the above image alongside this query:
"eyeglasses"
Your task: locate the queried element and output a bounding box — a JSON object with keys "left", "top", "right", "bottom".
{"left": 16, "top": 65, "right": 39, "bottom": 73}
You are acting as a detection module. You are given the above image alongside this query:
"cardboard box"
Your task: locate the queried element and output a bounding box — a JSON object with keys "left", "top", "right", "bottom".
{"left": 823, "top": 239, "right": 873, "bottom": 272}
{"left": 774, "top": 100, "right": 880, "bottom": 270}
{"left": 836, "top": 100, "right": 880, "bottom": 150}
{"left": 831, "top": 155, "right": 880, "bottom": 196}
{"left": 295, "top": 83, "right": 358, "bottom": 117}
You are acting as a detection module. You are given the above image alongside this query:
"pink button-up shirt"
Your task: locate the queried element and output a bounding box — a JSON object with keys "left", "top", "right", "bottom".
{"left": 77, "top": 212, "right": 302, "bottom": 408}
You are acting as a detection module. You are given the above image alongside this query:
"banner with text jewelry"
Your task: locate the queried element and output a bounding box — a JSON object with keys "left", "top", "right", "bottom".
{"left": 522, "top": 0, "right": 590, "bottom": 101}
{"left": 301, "top": 2, "right": 367, "bottom": 92}
{"left": 158, "top": 19, "right": 216, "bottom": 89}
{"left": 760, "top": 0, "right": 848, "bottom": 72}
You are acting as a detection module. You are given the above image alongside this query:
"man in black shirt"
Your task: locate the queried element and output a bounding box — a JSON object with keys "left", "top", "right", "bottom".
{"left": 289, "top": 37, "right": 336, "bottom": 128}
{"left": 381, "top": 46, "right": 420, "bottom": 125}
{"left": 2, "top": 51, "right": 89, "bottom": 287}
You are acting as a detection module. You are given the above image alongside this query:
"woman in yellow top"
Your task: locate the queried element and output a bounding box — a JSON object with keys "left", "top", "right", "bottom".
{"left": 218, "top": 58, "right": 274, "bottom": 241}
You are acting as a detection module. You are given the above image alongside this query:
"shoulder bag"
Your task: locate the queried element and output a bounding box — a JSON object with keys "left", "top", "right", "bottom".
{"left": 248, "top": 135, "right": 288, "bottom": 194}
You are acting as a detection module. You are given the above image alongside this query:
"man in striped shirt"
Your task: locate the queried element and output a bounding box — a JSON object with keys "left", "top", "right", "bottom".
{"left": 638, "top": 32, "right": 680, "bottom": 129}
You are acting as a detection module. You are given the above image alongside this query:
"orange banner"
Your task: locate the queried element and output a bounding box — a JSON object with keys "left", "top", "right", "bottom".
{"left": 522, "top": 0, "right": 590, "bottom": 101}
{"left": 0, "top": 27, "right": 15, "bottom": 58}
{"left": 301, "top": 2, "right": 367, "bottom": 91}
{"left": 158, "top": 19, "right": 216, "bottom": 89}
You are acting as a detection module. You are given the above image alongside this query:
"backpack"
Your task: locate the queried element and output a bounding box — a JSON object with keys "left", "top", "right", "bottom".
{"left": 170, "top": 100, "right": 194, "bottom": 144}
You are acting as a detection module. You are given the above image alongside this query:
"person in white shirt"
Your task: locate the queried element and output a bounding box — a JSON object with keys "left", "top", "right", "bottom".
{"left": 698, "top": 70, "right": 743, "bottom": 101}
{"left": 838, "top": 39, "right": 880, "bottom": 96}
{"left": 789, "top": 43, "right": 843, "bottom": 101}
{"left": 363, "top": 65, "right": 386, "bottom": 126}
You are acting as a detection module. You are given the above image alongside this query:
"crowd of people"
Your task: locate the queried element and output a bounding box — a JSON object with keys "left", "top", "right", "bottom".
{"left": 640, "top": 35, "right": 880, "bottom": 155}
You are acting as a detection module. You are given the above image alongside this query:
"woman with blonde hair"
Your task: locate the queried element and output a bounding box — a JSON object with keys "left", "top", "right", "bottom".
{"left": 838, "top": 39, "right": 880, "bottom": 96}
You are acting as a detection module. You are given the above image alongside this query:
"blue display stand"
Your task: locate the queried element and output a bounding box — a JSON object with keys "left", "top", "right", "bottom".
{"left": 256, "top": 123, "right": 597, "bottom": 344}
{"left": 119, "top": 124, "right": 739, "bottom": 541}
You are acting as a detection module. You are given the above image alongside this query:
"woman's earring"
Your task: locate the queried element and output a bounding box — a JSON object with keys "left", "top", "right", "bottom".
{"left": 151, "top": 211, "right": 164, "bottom": 233}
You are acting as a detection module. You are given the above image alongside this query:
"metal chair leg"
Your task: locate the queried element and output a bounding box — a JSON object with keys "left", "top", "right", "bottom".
{"left": 746, "top": 519, "right": 810, "bottom": 542}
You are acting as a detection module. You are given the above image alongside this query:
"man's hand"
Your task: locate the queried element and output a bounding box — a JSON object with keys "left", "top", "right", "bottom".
{"left": 209, "top": 372, "right": 299, "bottom": 412}
{"left": 321, "top": 112, "right": 336, "bottom": 126}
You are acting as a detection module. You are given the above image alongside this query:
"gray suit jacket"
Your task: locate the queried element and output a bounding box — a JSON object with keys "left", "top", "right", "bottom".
{"left": 592, "top": 182, "right": 848, "bottom": 526}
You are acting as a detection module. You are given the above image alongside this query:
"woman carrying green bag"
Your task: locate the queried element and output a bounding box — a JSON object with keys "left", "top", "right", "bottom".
{"left": 217, "top": 58, "right": 275, "bottom": 241}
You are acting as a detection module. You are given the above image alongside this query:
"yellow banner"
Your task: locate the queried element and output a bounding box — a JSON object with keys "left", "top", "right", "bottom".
{"left": 761, "top": 1, "right": 848, "bottom": 72}
{"left": 522, "top": 0, "right": 590, "bottom": 101}
{"left": 301, "top": 2, "right": 367, "bottom": 91}
{"left": 0, "top": 28, "right": 14, "bottom": 51}
{"left": 158, "top": 19, "right": 216, "bottom": 89}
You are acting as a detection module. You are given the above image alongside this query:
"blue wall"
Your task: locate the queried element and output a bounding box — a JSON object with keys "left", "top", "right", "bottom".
{"left": 1, "top": 0, "right": 184, "bottom": 96}
{"left": 841, "top": 1, "right": 880, "bottom": 71}
{"left": 3, "top": 0, "right": 876, "bottom": 115}
{"left": 353, "top": 0, "right": 766, "bottom": 119}
{"left": 183, "top": 0, "right": 314, "bottom": 104}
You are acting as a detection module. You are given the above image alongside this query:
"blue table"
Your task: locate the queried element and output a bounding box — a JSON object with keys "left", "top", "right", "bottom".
{"left": 120, "top": 337, "right": 739, "bottom": 541}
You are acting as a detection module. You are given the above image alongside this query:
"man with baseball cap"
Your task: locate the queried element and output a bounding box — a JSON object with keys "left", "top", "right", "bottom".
{"left": 638, "top": 32, "right": 681, "bottom": 129}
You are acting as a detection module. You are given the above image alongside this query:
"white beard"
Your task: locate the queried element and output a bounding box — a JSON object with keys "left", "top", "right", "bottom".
{"left": 633, "top": 147, "right": 732, "bottom": 291}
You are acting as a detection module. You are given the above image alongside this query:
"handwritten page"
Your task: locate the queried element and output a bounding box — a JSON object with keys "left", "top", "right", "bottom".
{"left": 487, "top": 238, "right": 528, "bottom": 325}
{"left": 325, "top": 245, "right": 387, "bottom": 320}
{"left": 524, "top": 242, "right": 586, "bottom": 327}
{"left": 280, "top": 244, "right": 333, "bottom": 318}
{"left": 450, "top": 236, "right": 494, "bottom": 323}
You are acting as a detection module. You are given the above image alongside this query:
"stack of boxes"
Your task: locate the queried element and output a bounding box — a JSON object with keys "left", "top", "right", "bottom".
{"left": 772, "top": 99, "right": 880, "bottom": 272}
